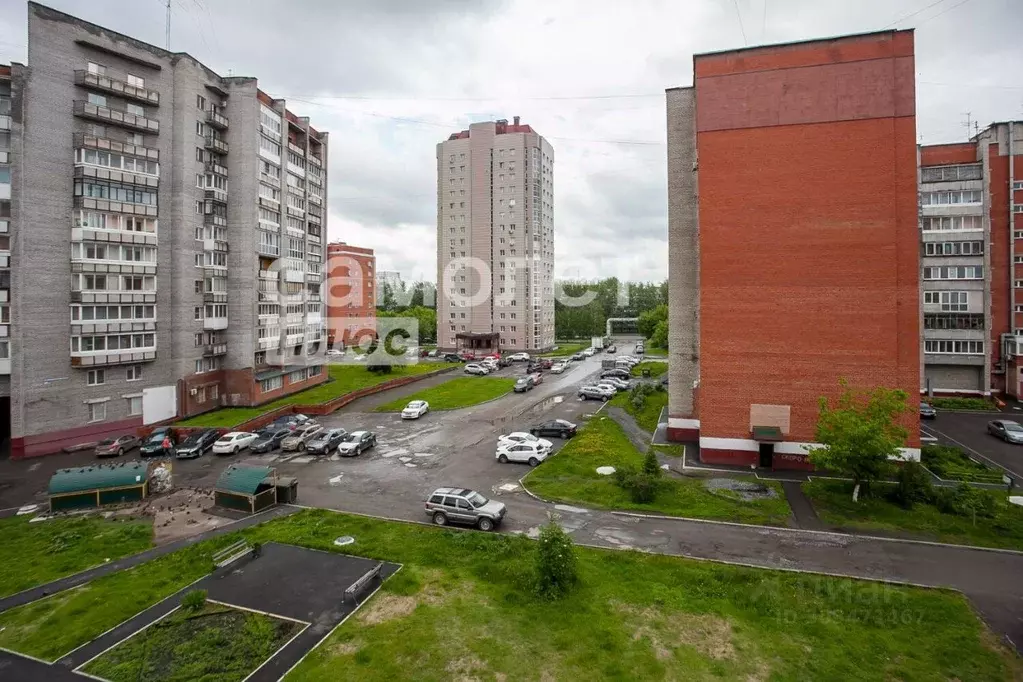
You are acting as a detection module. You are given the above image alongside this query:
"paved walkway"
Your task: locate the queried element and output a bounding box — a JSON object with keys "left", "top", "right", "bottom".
{"left": 781, "top": 481, "right": 827, "bottom": 531}
{"left": 0, "top": 505, "right": 297, "bottom": 614}
{"left": 605, "top": 406, "right": 650, "bottom": 453}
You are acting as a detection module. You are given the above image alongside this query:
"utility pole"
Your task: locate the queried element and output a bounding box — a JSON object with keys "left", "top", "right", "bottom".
{"left": 165, "top": 0, "right": 171, "bottom": 50}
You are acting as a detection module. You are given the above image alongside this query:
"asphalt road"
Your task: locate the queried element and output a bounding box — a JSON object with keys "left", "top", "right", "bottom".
{"left": 2, "top": 355, "right": 1023, "bottom": 650}
{"left": 921, "top": 411, "right": 1023, "bottom": 483}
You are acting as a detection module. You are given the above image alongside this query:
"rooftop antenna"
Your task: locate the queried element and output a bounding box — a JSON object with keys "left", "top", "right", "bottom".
{"left": 962, "top": 112, "right": 977, "bottom": 140}
{"left": 165, "top": 0, "right": 171, "bottom": 50}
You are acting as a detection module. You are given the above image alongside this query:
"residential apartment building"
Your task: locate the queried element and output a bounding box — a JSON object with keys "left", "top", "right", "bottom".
{"left": 436, "top": 117, "right": 555, "bottom": 355}
{"left": 665, "top": 30, "right": 921, "bottom": 469}
{"left": 7, "top": 3, "right": 327, "bottom": 458}
{"left": 919, "top": 122, "right": 1023, "bottom": 397}
{"left": 326, "top": 242, "right": 375, "bottom": 347}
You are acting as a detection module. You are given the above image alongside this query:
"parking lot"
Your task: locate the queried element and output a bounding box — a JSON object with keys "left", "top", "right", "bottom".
{"left": 921, "top": 409, "right": 1023, "bottom": 482}
{"left": 0, "top": 352, "right": 621, "bottom": 533}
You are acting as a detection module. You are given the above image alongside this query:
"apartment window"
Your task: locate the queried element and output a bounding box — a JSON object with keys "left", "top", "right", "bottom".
{"left": 260, "top": 136, "right": 282, "bottom": 158}
{"left": 259, "top": 183, "right": 281, "bottom": 202}
{"left": 197, "top": 94, "right": 206, "bottom": 110}
{"left": 924, "top": 340, "right": 984, "bottom": 355}
{"left": 924, "top": 241, "right": 984, "bottom": 257}
{"left": 87, "top": 402, "right": 107, "bottom": 423}
{"left": 125, "top": 103, "right": 145, "bottom": 117}
{"left": 194, "top": 306, "right": 202, "bottom": 320}
{"left": 921, "top": 190, "right": 983, "bottom": 206}
{"left": 923, "top": 313, "right": 984, "bottom": 331}
{"left": 921, "top": 164, "right": 982, "bottom": 183}
{"left": 87, "top": 369, "right": 105, "bottom": 386}
{"left": 260, "top": 376, "right": 283, "bottom": 393}
{"left": 126, "top": 73, "right": 145, "bottom": 88}
{"left": 87, "top": 62, "right": 106, "bottom": 75}
{"left": 919, "top": 214, "right": 976, "bottom": 233}
{"left": 87, "top": 93, "right": 107, "bottom": 107}
{"left": 126, "top": 396, "right": 142, "bottom": 416}
{"left": 127, "top": 133, "right": 143, "bottom": 146}
{"left": 922, "top": 265, "right": 983, "bottom": 280}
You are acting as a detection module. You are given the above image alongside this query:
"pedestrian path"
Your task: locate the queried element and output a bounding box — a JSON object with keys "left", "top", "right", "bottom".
{"left": 781, "top": 480, "right": 827, "bottom": 531}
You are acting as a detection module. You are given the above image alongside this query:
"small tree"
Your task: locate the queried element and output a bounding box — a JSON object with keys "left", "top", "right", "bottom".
{"left": 533, "top": 518, "right": 577, "bottom": 599}
{"left": 181, "top": 589, "right": 207, "bottom": 612}
{"left": 807, "top": 380, "right": 909, "bottom": 502}
{"left": 642, "top": 450, "right": 662, "bottom": 478}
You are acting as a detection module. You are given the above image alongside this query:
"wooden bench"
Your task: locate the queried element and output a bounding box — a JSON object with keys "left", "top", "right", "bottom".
{"left": 213, "top": 540, "right": 253, "bottom": 569}
{"left": 344, "top": 563, "right": 383, "bottom": 603}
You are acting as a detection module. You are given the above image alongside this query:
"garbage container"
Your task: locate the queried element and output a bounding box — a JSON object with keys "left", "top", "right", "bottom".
{"left": 275, "top": 476, "right": 299, "bottom": 504}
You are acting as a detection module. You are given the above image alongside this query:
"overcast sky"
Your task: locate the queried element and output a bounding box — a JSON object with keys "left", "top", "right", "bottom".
{"left": 1, "top": 0, "right": 1021, "bottom": 283}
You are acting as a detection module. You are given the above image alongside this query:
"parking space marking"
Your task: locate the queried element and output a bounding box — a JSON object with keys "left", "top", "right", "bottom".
{"left": 921, "top": 423, "right": 1021, "bottom": 480}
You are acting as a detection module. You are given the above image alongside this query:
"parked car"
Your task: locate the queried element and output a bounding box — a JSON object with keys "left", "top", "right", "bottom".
{"left": 281, "top": 423, "right": 324, "bottom": 451}
{"left": 582, "top": 348, "right": 597, "bottom": 357}
{"left": 529, "top": 372, "right": 544, "bottom": 385}
{"left": 570, "top": 353, "right": 585, "bottom": 362}
{"left": 402, "top": 400, "right": 430, "bottom": 419}
{"left": 550, "top": 361, "right": 568, "bottom": 374}
{"left": 605, "top": 345, "right": 617, "bottom": 353}
{"left": 513, "top": 376, "right": 535, "bottom": 393}
{"left": 465, "top": 363, "right": 489, "bottom": 376}
{"left": 601, "top": 377, "right": 630, "bottom": 391}
{"left": 538, "top": 358, "right": 553, "bottom": 370}
{"left": 460, "top": 352, "right": 477, "bottom": 361}
{"left": 427, "top": 349, "right": 439, "bottom": 357}
{"left": 95, "top": 434, "right": 140, "bottom": 458}
{"left": 306, "top": 428, "right": 348, "bottom": 455}
{"left": 601, "top": 368, "right": 631, "bottom": 380}
{"left": 497, "top": 356, "right": 514, "bottom": 368}
{"left": 920, "top": 403, "right": 937, "bottom": 419}
{"left": 496, "top": 441, "right": 549, "bottom": 466}
{"left": 250, "top": 427, "right": 291, "bottom": 454}
{"left": 425, "top": 487, "right": 506, "bottom": 531}
{"left": 531, "top": 419, "right": 577, "bottom": 439}
{"left": 579, "top": 385, "right": 614, "bottom": 401}
{"left": 596, "top": 381, "right": 625, "bottom": 394}
{"left": 443, "top": 353, "right": 462, "bottom": 362}
{"left": 636, "top": 345, "right": 645, "bottom": 355}
{"left": 337, "top": 430, "right": 377, "bottom": 456}
{"left": 326, "top": 349, "right": 344, "bottom": 357}
{"left": 140, "top": 427, "right": 176, "bottom": 457}
{"left": 508, "top": 352, "right": 531, "bottom": 362}
{"left": 988, "top": 419, "right": 1023, "bottom": 444}
{"left": 212, "top": 431, "right": 259, "bottom": 455}
{"left": 175, "top": 429, "right": 219, "bottom": 459}
{"left": 272, "top": 413, "right": 313, "bottom": 430}
{"left": 498, "top": 431, "right": 553, "bottom": 451}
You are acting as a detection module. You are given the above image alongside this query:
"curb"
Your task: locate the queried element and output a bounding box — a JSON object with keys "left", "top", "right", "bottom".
{"left": 607, "top": 510, "right": 1023, "bottom": 556}
{"left": 517, "top": 475, "right": 553, "bottom": 504}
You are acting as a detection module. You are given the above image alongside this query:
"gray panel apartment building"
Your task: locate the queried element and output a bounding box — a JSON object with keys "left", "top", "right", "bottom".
{"left": 6, "top": 3, "right": 327, "bottom": 457}
{"left": 436, "top": 118, "right": 555, "bottom": 355}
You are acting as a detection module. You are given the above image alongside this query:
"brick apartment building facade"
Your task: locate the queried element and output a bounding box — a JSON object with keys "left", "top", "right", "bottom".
{"left": 665, "top": 30, "right": 921, "bottom": 469}
{"left": 919, "top": 122, "right": 1023, "bottom": 397}
{"left": 6, "top": 3, "right": 328, "bottom": 457}
{"left": 326, "top": 241, "right": 375, "bottom": 347}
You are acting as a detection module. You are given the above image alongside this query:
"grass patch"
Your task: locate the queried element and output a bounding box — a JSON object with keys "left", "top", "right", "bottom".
{"left": 0, "top": 509, "right": 1017, "bottom": 680}
{"left": 611, "top": 388, "right": 668, "bottom": 434}
{"left": 176, "top": 364, "right": 442, "bottom": 427}
{"left": 374, "top": 377, "right": 515, "bottom": 412}
{"left": 927, "top": 396, "right": 998, "bottom": 411}
{"left": 922, "top": 444, "right": 1005, "bottom": 484}
{"left": 642, "top": 346, "right": 668, "bottom": 357}
{"left": 524, "top": 416, "right": 792, "bottom": 525}
{"left": 0, "top": 534, "right": 241, "bottom": 661}
{"left": 538, "top": 340, "right": 590, "bottom": 357}
{"left": 804, "top": 479, "right": 1023, "bottom": 551}
{"left": 0, "top": 514, "right": 153, "bottom": 598}
{"left": 82, "top": 601, "right": 301, "bottom": 682}
{"left": 632, "top": 361, "right": 668, "bottom": 378}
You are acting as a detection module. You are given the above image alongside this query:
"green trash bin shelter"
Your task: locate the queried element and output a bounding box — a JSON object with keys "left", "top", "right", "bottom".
{"left": 214, "top": 464, "right": 278, "bottom": 514}
{"left": 48, "top": 461, "right": 149, "bottom": 512}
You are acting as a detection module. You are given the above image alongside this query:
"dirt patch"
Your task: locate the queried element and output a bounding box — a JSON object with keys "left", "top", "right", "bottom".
{"left": 329, "top": 640, "right": 362, "bottom": 657}
{"left": 616, "top": 603, "right": 739, "bottom": 663}
{"left": 129, "top": 488, "right": 224, "bottom": 545}
{"left": 704, "top": 478, "right": 778, "bottom": 501}
{"left": 446, "top": 655, "right": 487, "bottom": 680}
{"left": 358, "top": 594, "right": 418, "bottom": 625}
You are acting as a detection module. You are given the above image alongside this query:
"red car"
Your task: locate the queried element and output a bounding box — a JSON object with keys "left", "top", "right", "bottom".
{"left": 460, "top": 352, "right": 476, "bottom": 361}
{"left": 539, "top": 358, "right": 553, "bottom": 370}
{"left": 529, "top": 372, "right": 544, "bottom": 385}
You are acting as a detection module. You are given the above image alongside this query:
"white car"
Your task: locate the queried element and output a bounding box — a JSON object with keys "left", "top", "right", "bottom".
{"left": 596, "top": 381, "right": 625, "bottom": 394}
{"left": 326, "top": 349, "right": 344, "bottom": 357}
{"left": 495, "top": 441, "right": 549, "bottom": 466}
{"left": 212, "top": 431, "right": 258, "bottom": 455}
{"left": 508, "top": 352, "right": 531, "bottom": 362}
{"left": 602, "top": 377, "right": 631, "bottom": 391}
{"left": 402, "top": 400, "right": 430, "bottom": 419}
{"left": 481, "top": 359, "right": 499, "bottom": 371}
{"left": 550, "top": 362, "right": 568, "bottom": 374}
{"left": 465, "top": 363, "right": 489, "bottom": 376}
{"left": 582, "top": 348, "right": 597, "bottom": 357}
{"left": 498, "top": 431, "right": 553, "bottom": 452}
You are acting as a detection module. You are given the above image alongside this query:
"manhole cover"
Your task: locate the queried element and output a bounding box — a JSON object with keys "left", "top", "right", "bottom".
{"left": 334, "top": 536, "right": 355, "bottom": 547}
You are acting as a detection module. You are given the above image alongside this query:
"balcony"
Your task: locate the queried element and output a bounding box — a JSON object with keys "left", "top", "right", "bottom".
{"left": 204, "top": 134, "right": 228, "bottom": 155}
{"left": 288, "top": 141, "right": 305, "bottom": 157}
{"left": 74, "top": 164, "right": 158, "bottom": 190}
{"left": 204, "top": 188, "right": 228, "bottom": 205}
{"left": 309, "top": 191, "right": 322, "bottom": 206}
{"left": 203, "top": 316, "right": 228, "bottom": 330}
{"left": 205, "top": 109, "right": 229, "bottom": 130}
{"left": 204, "top": 161, "right": 227, "bottom": 177}
{"left": 309, "top": 153, "right": 322, "bottom": 167}
{"left": 74, "top": 195, "right": 157, "bottom": 218}
{"left": 203, "top": 342, "right": 228, "bottom": 357}
{"left": 257, "top": 335, "right": 278, "bottom": 350}
{"left": 204, "top": 238, "right": 229, "bottom": 253}
{"left": 307, "top": 212, "right": 321, "bottom": 226}
{"left": 74, "top": 100, "right": 159, "bottom": 134}
{"left": 74, "top": 70, "right": 160, "bottom": 106}
{"left": 74, "top": 132, "right": 158, "bottom": 161}
{"left": 257, "top": 242, "right": 280, "bottom": 257}
{"left": 305, "top": 271, "right": 321, "bottom": 283}
{"left": 202, "top": 291, "right": 227, "bottom": 303}
{"left": 0, "top": 115, "right": 9, "bottom": 131}
{"left": 203, "top": 213, "right": 227, "bottom": 228}
{"left": 71, "top": 290, "right": 156, "bottom": 304}
{"left": 71, "top": 349, "right": 156, "bottom": 367}
{"left": 286, "top": 204, "right": 305, "bottom": 218}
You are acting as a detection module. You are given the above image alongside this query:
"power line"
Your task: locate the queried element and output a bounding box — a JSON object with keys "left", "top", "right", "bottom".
{"left": 881, "top": 0, "right": 950, "bottom": 29}
{"left": 731, "top": 0, "right": 748, "bottom": 45}
{"left": 915, "top": 0, "right": 977, "bottom": 26}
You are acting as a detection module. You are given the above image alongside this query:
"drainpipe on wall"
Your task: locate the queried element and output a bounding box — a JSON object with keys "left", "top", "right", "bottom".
{"left": 1010, "top": 123, "right": 1017, "bottom": 394}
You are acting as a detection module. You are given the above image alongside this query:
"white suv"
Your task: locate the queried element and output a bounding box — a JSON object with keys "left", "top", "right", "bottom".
{"left": 496, "top": 441, "right": 549, "bottom": 466}
{"left": 465, "top": 363, "right": 489, "bottom": 375}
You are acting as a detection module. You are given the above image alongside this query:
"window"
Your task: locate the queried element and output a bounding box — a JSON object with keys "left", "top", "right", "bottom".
{"left": 194, "top": 306, "right": 202, "bottom": 320}
{"left": 88, "top": 402, "right": 107, "bottom": 423}
{"left": 87, "top": 93, "right": 107, "bottom": 107}
{"left": 921, "top": 190, "right": 983, "bottom": 206}
{"left": 923, "top": 291, "right": 969, "bottom": 312}
{"left": 260, "top": 375, "right": 283, "bottom": 393}
{"left": 924, "top": 313, "right": 984, "bottom": 330}
{"left": 921, "top": 164, "right": 982, "bottom": 183}
{"left": 87, "top": 62, "right": 106, "bottom": 75}
{"left": 921, "top": 215, "right": 983, "bottom": 232}
{"left": 127, "top": 396, "right": 142, "bottom": 416}
{"left": 923, "top": 265, "right": 983, "bottom": 280}
{"left": 924, "top": 241, "right": 984, "bottom": 256}
{"left": 126, "top": 365, "right": 142, "bottom": 381}
{"left": 197, "top": 94, "right": 206, "bottom": 110}
{"left": 260, "top": 135, "right": 282, "bottom": 158}
{"left": 924, "top": 340, "right": 984, "bottom": 355}
{"left": 126, "top": 74, "right": 145, "bottom": 88}
{"left": 125, "top": 103, "right": 144, "bottom": 117}
{"left": 87, "top": 369, "right": 105, "bottom": 386}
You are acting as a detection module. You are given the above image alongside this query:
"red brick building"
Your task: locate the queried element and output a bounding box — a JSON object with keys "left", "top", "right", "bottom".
{"left": 665, "top": 30, "right": 921, "bottom": 469}
{"left": 327, "top": 242, "right": 376, "bottom": 347}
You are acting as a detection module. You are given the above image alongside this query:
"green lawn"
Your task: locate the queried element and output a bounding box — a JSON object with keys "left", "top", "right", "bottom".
{"left": 632, "top": 360, "right": 668, "bottom": 378}
{"left": 0, "top": 509, "right": 1017, "bottom": 681}
{"left": 374, "top": 377, "right": 516, "bottom": 412}
{"left": 927, "top": 396, "right": 998, "bottom": 411}
{"left": 642, "top": 347, "right": 668, "bottom": 357}
{"left": 83, "top": 601, "right": 302, "bottom": 682}
{"left": 0, "top": 514, "right": 153, "bottom": 598}
{"left": 922, "top": 444, "right": 1005, "bottom": 484}
{"left": 612, "top": 388, "right": 668, "bottom": 434}
{"left": 176, "top": 364, "right": 444, "bottom": 427}
{"left": 524, "top": 416, "right": 792, "bottom": 525}
{"left": 538, "top": 340, "right": 590, "bottom": 357}
{"left": 804, "top": 480, "right": 1023, "bottom": 551}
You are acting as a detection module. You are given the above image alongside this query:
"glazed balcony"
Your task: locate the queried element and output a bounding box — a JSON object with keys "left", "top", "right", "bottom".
{"left": 205, "top": 108, "right": 228, "bottom": 130}
{"left": 204, "top": 133, "right": 228, "bottom": 155}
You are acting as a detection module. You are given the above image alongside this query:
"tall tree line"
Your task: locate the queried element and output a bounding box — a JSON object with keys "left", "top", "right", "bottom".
{"left": 554, "top": 279, "right": 667, "bottom": 340}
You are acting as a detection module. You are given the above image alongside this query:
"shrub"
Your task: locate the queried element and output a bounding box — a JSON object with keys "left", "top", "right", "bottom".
{"left": 890, "top": 462, "right": 933, "bottom": 509}
{"left": 642, "top": 450, "right": 662, "bottom": 478}
{"left": 935, "top": 483, "right": 997, "bottom": 523}
{"left": 613, "top": 465, "right": 660, "bottom": 503}
{"left": 928, "top": 397, "right": 996, "bottom": 411}
{"left": 533, "top": 519, "right": 577, "bottom": 599}
{"left": 181, "top": 589, "right": 207, "bottom": 612}
{"left": 367, "top": 364, "right": 393, "bottom": 374}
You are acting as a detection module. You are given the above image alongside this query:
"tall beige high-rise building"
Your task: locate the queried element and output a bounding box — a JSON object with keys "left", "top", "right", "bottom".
{"left": 437, "top": 117, "right": 555, "bottom": 355}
